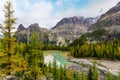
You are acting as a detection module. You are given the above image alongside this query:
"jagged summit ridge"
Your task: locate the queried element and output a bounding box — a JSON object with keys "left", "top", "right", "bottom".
{"left": 15, "top": 15, "right": 99, "bottom": 45}
{"left": 89, "top": 2, "right": 120, "bottom": 30}
{"left": 53, "top": 16, "right": 97, "bottom": 29}
{"left": 28, "top": 23, "right": 40, "bottom": 32}
{"left": 17, "top": 24, "right": 25, "bottom": 32}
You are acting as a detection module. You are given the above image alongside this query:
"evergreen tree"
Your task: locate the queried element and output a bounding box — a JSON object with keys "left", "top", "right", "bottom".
{"left": 73, "top": 71, "right": 80, "bottom": 80}
{"left": 117, "top": 72, "right": 120, "bottom": 80}
{"left": 0, "top": 0, "right": 17, "bottom": 75}
{"left": 92, "top": 63, "right": 100, "bottom": 80}
{"left": 52, "top": 59, "right": 58, "bottom": 80}
{"left": 105, "top": 71, "right": 114, "bottom": 80}
{"left": 88, "top": 68, "right": 92, "bottom": 80}
{"left": 48, "top": 62, "right": 52, "bottom": 73}
{"left": 80, "top": 71, "right": 87, "bottom": 80}
{"left": 59, "top": 65, "right": 64, "bottom": 80}
{"left": 27, "top": 32, "right": 43, "bottom": 80}
{"left": 88, "top": 63, "right": 100, "bottom": 80}
{"left": 63, "top": 65, "right": 67, "bottom": 79}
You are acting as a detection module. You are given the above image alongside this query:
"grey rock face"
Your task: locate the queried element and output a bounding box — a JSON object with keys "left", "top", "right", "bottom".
{"left": 50, "top": 16, "right": 97, "bottom": 45}
{"left": 68, "top": 58, "right": 120, "bottom": 80}
{"left": 28, "top": 23, "right": 41, "bottom": 32}
{"left": 53, "top": 16, "right": 96, "bottom": 29}
{"left": 15, "top": 23, "right": 49, "bottom": 43}
{"left": 89, "top": 2, "right": 120, "bottom": 30}
{"left": 15, "top": 16, "right": 97, "bottom": 45}
{"left": 17, "top": 24, "right": 25, "bottom": 32}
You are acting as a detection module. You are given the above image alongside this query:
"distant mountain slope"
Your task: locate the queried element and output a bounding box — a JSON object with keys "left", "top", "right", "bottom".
{"left": 14, "top": 23, "right": 49, "bottom": 43}
{"left": 51, "top": 16, "right": 97, "bottom": 43}
{"left": 89, "top": 2, "right": 120, "bottom": 31}
{"left": 17, "top": 24, "right": 25, "bottom": 32}
{"left": 53, "top": 16, "right": 96, "bottom": 29}
{"left": 15, "top": 16, "right": 98, "bottom": 45}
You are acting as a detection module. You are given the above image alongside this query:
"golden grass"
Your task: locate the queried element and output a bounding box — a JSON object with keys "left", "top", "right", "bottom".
{"left": 42, "top": 50, "right": 70, "bottom": 57}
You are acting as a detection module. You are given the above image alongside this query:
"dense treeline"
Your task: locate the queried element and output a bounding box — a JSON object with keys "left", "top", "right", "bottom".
{"left": 17, "top": 43, "right": 69, "bottom": 51}
{"left": 46, "top": 61, "right": 120, "bottom": 80}
{"left": 42, "top": 44, "right": 69, "bottom": 51}
{"left": 46, "top": 60, "right": 97, "bottom": 80}
{"left": 1, "top": 37, "right": 115, "bottom": 80}
{"left": 70, "top": 39, "right": 120, "bottom": 60}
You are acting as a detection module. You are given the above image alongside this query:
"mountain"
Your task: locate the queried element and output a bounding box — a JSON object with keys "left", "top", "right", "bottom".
{"left": 53, "top": 16, "right": 96, "bottom": 29}
{"left": 14, "top": 23, "right": 49, "bottom": 43}
{"left": 28, "top": 23, "right": 40, "bottom": 32}
{"left": 89, "top": 2, "right": 120, "bottom": 31}
{"left": 15, "top": 16, "right": 97, "bottom": 45}
{"left": 51, "top": 16, "right": 97, "bottom": 43}
{"left": 17, "top": 24, "right": 25, "bottom": 32}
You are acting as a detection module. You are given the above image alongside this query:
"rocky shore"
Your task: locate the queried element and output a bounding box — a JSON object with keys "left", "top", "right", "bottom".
{"left": 68, "top": 58, "right": 120, "bottom": 79}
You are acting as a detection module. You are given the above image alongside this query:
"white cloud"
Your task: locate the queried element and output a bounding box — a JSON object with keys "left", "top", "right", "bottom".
{"left": 87, "top": 0, "right": 120, "bottom": 16}
{"left": 55, "top": 0, "right": 63, "bottom": 7}
{"left": 51, "top": 0, "right": 120, "bottom": 21}
{"left": 59, "top": 0, "right": 120, "bottom": 18}
{"left": 0, "top": 0, "right": 7, "bottom": 24}
{"left": 14, "top": 0, "right": 53, "bottom": 28}
{"left": 0, "top": 0, "right": 120, "bottom": 29}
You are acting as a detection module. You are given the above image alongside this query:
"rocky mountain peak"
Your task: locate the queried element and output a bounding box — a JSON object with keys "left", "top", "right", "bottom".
{"left": 117, "top": 2, "right": 120, "bottom": 6}
{"left": 28, "top": 23, "right": 40, "bottom": 32}
{"left": 53, "top": 16, "right": 84, "bottom": 29}
{"left": 99, "top": 2, "right": 120, "bottom": 20}
{"left": 29, "top": 23, "right": 39, "bottom": 27}
{"left": 53, "top": 16, "right": 96, "bottom": 29}
{"left": 17, "top": 24, "right": 25, "bottom": 32}
{"left": 50, "top": 16, "right": 98, "bottom": 42}
{"left": 89, "top": 2, "right": 120, "bottom": 30}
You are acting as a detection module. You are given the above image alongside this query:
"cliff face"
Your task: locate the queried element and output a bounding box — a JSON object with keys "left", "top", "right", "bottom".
{"left": 14, "top": 23, "right": 49, "bottom": 43}
{"left": 53, "top": 16, "right": 96, "bottom": 29}
{"left": 17, "top": 24, "right": 25, "bottom": 32}
{"left": 51, "top": 16, "right": 97, "bottom": 44}
{"left": 89, "top": 2, "right": 120, "bottom": 31}
{"left": 15, "top": 16, "right": 97, "bottom": 45}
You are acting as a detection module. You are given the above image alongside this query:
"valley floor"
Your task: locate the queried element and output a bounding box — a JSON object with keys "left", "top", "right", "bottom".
{"left": 70, "top": 58, "right": 120, "bottom": 75}
{"left": 95, "top": 59, "right": 120, "bottom": 75}
{"left": 43, "top": 50, "right": 120, "bottom": 76}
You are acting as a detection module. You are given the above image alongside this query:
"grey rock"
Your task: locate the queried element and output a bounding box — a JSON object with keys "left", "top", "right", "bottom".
{"left": 17, "top": 24, "right": 25, "bottom": 32}
{"left": 89, "top": 2, "right": 120, "bottom": 31}
{"left": 68, "top": 58, "right": 119, "bottom": 80}
{"left": 15, "top": 16, "right": 98, "bottom": 45}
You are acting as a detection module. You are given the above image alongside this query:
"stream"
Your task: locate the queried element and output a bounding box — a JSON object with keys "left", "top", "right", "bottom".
{"left": 52, "top": 52, "right": 76, "bottom": 66}
{"left": 44, "top": 51, "right": 77, "bottom": 67}
{"left": 44, "top": 51, "right": 120, "bottom": 77}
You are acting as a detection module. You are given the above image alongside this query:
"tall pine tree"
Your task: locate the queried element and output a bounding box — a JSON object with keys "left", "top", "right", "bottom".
{"left": 0, "top": 0, "right": 16, "bottom": 76}
{"left": 52, "top": 59, "right": 58, "bottom": 80}
{"left": 105, "top": 71, "right": 114, "bottom": 80}
{"left": 28, "top": 32, "right": 43, "bottom": 80}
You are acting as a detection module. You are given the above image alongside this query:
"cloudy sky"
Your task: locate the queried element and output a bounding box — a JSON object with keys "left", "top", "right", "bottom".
{"left": 0, "top": 0, "right": 120, "bottom": 29}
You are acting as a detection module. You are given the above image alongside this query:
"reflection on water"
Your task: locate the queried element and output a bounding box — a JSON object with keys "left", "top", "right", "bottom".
{"left": 52, "top": 52, "right": 75, "bottom": 67}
